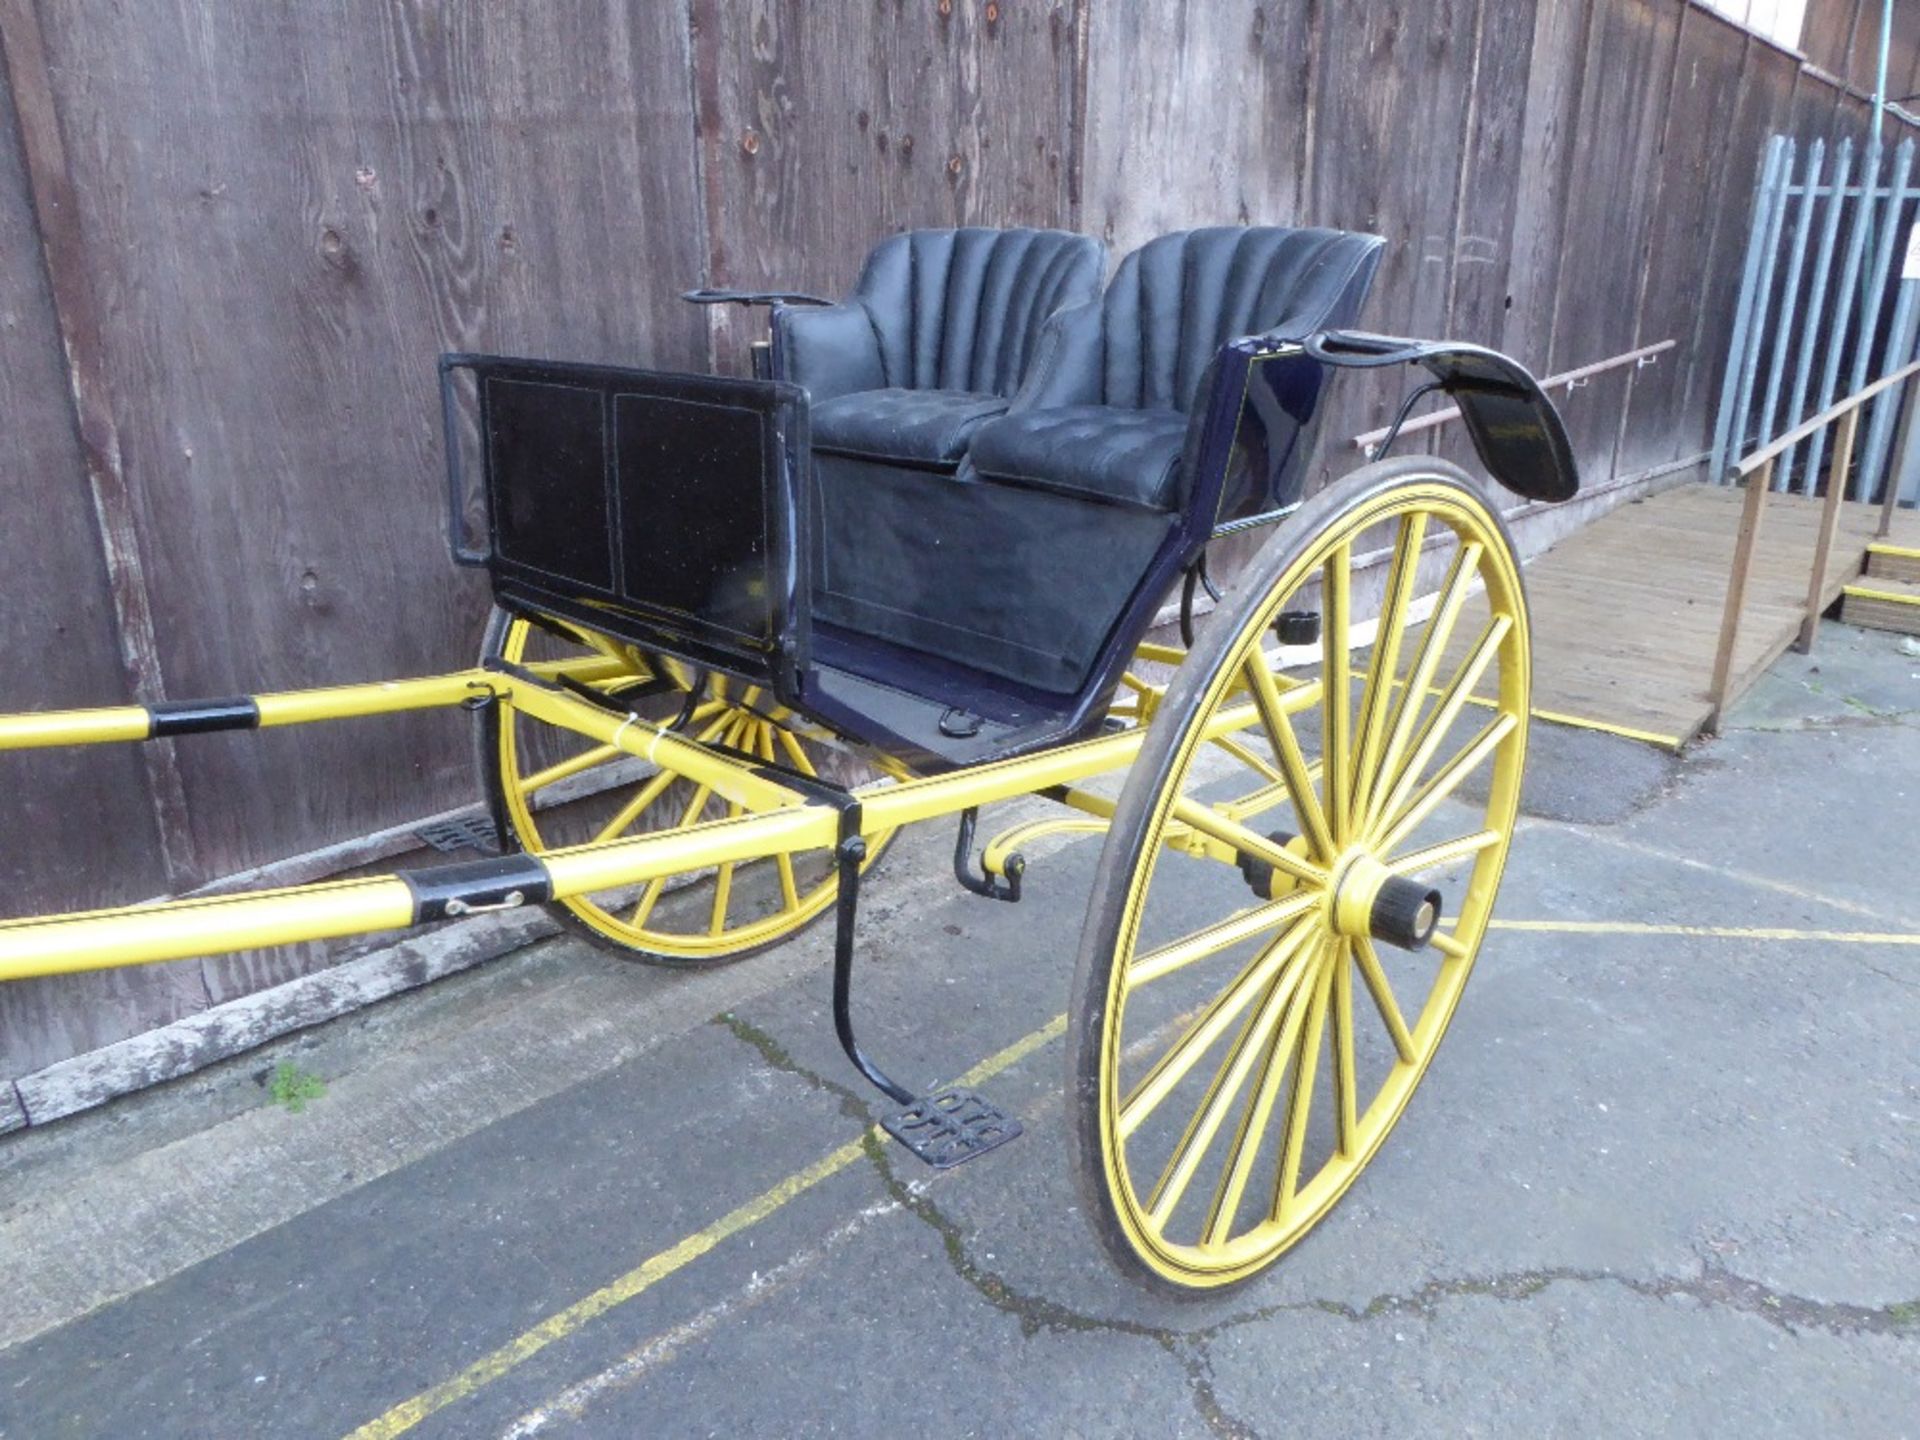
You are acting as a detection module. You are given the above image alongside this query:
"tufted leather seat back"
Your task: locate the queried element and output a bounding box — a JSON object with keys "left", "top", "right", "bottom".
{"left": 851, "top": 228, "right": 1105, "bottom": 397}
{"left": 1099, "top": 226, "right": 1385, "bottom": 412}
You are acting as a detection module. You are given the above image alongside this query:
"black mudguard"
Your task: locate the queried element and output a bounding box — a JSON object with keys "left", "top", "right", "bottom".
{"left": 1304, "top": 330, "right": 1581, "bottom": 503}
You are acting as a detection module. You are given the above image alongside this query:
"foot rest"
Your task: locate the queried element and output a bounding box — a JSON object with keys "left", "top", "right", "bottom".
{"left": 880, "top": 1088, "right": 1023, "bottom": 1169}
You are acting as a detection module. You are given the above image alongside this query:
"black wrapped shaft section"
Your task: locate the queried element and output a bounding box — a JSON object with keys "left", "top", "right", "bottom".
{"left": 1371, "top": 875, "right": 1443, "bottom": 952}
{"left": 404, "top": 854, "right": 552, "bottom": 924}
{"left": 149, "top": 698, "right": 259, "bottom": 738}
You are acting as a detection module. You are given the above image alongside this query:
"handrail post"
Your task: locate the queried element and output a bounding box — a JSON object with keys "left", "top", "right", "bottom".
{"left": 1707, "top": 458, "right": 1774, "bottom": 733}
{"left": 1878, "top": 373, "right": 1920, "bottom": 538}
{"left": 1797, "top": 409, "right": 1860, "bottom": 653}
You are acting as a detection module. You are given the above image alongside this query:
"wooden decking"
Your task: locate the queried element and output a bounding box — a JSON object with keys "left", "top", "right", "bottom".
{"left": 1506, "top": 482, "right": 1920, "bottom": 748}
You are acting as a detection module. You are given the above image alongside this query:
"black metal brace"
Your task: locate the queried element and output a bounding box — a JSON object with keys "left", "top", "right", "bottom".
{"left": 952, "top": 806, "right": 1024, "bottom": 903}
{"left": 1179, "top": 551, "right": 1225, "bottom": 648}
{"left": 829, "top": 805, "right": 916, "bottom": 1106}
{"left": 741, "top": 755, "right": 918, "bottom": 1107}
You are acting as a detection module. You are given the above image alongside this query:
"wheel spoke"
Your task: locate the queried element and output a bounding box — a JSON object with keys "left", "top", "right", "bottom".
{"left": 674, "top": 783, "right": 714, "bottom": 832}
{"left": 709, "top": 861, "right": 736, "bottom": 934}
{"left": 1387, "top": 829, "right": 1501, "bottom": 875}
{"left": 1169, "top": 798, "right": 1328, "bottom": 889}
{"left": 1119, "top": 917, "right": 1317, "bottom": 1140}
{"left": 1242, "top": 656, "right": 1335, "bottom": 860}
{"left": 1373, "top": 616, "right": 1511, "bottom": 831}
{"left": 1364, "top": 541, "right": 1483, "bottom": 836}
{"left": 1351, "top": 513, "right": 1427, "bottom": 825}
{"left": 1331, "top": 941, "right": 1358, "bottom": 1157}
{"left": 1148, "top": 946, "right": 1314, "bottom": 1228}
{"left": 1272, "top": 954, "right": 1333, "bottom": 1222}
{"left": 1374, "top": 713, "right": 1517, "bottom": 856}
{"left": 591, "top": 765, "right": 680, "bottom": 844}
{"left": 1430, "top": 929, "right": 1470, "bottom": 960}
{"left": 1202, "top": 941, "right": 1326, "bottom": 1245}
{"left": 1128, "top": 893, "right": 1318, "bottom": 988}
{"left": 521, "top": 743, "right": 620, "bottom": 797}
{"left": 1322, "top": 543, "right": 1353, "bottom": 846}
{"left": 631, "top": 875, "right": 667, "bottom": 929}
{"left": 775, "top": 726, "right": 820, "bottom": 778}
{"left": 1353, "top": 936, "right": 1416, "bottom": 1063}
{"left": 1210, "top": 734, "right": 1285, "bottom": 786}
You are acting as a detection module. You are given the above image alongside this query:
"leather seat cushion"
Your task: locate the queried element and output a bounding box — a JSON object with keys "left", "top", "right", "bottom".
{"left": 811, "top": 388, "right": 1008, "bottom": 466}
{"left": 968, "top": 405, "right": 1188, "bottom": 511}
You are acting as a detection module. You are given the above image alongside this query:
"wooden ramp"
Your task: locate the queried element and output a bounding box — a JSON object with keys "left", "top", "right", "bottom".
{"left": 1499, "top": 483, "right": 1920, "bottom": 748}
{"left": 1413, "top": 485, "right": 1920, "bottom": 756}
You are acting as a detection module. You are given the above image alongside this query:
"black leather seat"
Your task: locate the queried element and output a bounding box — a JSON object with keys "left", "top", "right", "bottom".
{"left": 773, "top": 227, "right": 1105, "bottom": 467}
{"left": 967, "top": 227, "right": 1386, "bottom": 512}
{"left": 808, "top": 225, "right": 1384, "bottom": 698}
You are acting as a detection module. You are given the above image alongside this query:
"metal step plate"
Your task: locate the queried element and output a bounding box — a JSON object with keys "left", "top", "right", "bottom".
{"left": 880, "top": 1088, "right": 1023, "bottom": 1169}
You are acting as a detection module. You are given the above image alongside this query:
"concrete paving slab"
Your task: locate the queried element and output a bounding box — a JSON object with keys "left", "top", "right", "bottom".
{"left": 1206, "top": 1281, "right": 1920, "bottom": 1437}
{"left": 2, "top": 630, "right": 1918, "bottom": 1439}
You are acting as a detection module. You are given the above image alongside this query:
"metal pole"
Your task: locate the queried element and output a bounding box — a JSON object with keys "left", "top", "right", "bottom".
{"left": 1842, "top": 140, "right": 1916, "bottom": 497}
{"left": 1783, "top": 139, "right": 1853, "bottom": 492}
{"left": 1720, "top": 144, "right": 1789, "bottom": 487}
{"left": 1757, "top": 140, "right": 1826, "bottom": 488}
{"left": 1804, "top": 142, "right": 1891, "bottom": 489}
{"left": 1872, "top": 0, "right": 1892, "bottom": 163}
{"left": 1712, "top": 138, "right": 1790, "bottom": 482}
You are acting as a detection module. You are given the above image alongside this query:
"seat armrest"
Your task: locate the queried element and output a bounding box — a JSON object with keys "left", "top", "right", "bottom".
{"left": 771, "top": 302, "right": 886, "bottom": 404}
{"left": 1003, "top": 300, "right": 1104, "bottom": 413}
{"left": 681, "top": 287, "right": 834, "bottom": 308}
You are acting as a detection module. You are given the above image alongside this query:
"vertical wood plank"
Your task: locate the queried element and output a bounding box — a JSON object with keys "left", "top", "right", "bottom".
{"left": 1502, "top": 0, "right": 1592, "bottom": 373}
{"left": 0, "top": 0, "right": 200, "bottom": 889}
{"left": 1538, "top": 0, "right": 1679, "bottom": 478}
{"left": 0, "top": 12, "right": 208, "bottom": 1074}
{"left": 1079, "top": 0, "right": 1317, "bottom": 258}
{"left": 1798, "top": 407, "right": 1859, "bottom": 651}
{"left": 1616, "top": 4, "right": 1748, "bottom": 475}
{"left": 693, "top": 0, "right": 1079, "bottom": 369}
{"left": 1307, "top": 0, "right": 1483, "bottom": 466}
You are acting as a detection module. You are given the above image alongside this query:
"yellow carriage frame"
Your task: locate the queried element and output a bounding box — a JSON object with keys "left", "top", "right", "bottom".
{"left": 0, "top": 462, "right": 1540, "bottom": 1295}
{"left": 0, "top": 324, "right": 1578, "bottom": 1293}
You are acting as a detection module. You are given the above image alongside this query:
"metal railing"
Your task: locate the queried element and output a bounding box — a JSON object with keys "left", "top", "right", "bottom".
{"left": 1705, "top": 357, "right": 1920, "bottom": 731}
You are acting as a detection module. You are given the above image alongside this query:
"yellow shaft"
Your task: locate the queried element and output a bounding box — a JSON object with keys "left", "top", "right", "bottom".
{"left": 0, "top": 674, "right": 1279, "bottom": 983}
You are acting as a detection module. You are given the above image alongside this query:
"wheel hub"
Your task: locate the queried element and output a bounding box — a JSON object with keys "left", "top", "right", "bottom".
{"left": 1329, "top": 850, "right": 1442, "bottom": 952}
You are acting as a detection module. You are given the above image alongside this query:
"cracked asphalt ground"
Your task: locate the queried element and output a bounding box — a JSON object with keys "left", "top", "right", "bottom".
{"left": 2, "top": 620, "right": 1918, "bottom": 1438}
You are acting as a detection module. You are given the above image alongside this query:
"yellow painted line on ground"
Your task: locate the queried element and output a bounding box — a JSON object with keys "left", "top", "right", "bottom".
{"left": 1485, "top": 918, "right": 1920, "bottom": 944}
{"left": 345, "top": 1011, "right": 1070, "bottom": 1439}
{"left": 1525, "top": 707, "right": 1687, "bottom": 751}
{"left": 1393, "top": 677, "right": 1688, "bottom": 751}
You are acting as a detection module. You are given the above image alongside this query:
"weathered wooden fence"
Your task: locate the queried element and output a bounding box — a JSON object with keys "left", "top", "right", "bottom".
{"left": 1, "top": 0, "right": 1916, "bottom": 1073}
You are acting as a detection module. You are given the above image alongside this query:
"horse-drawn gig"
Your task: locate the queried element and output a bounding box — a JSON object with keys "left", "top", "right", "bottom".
{"left": 0, "top": 225, "right": 1578, "bottom": 1292}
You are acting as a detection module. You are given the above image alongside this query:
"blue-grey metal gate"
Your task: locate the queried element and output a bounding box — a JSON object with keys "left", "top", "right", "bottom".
{"left": 1713, "top": 133, "right": 1920, "bottom": 504}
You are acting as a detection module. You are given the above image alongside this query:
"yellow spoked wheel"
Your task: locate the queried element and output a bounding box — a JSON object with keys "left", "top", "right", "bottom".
{"left": 1068, "top": 458, "right": 1530, "bottom": 1293}
{"left": 481, "top": 611, "right": 905, "bottom": 965}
